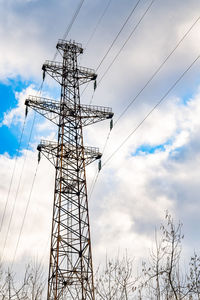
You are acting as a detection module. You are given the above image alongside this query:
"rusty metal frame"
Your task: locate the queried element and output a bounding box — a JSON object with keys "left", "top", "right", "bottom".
{"left": 25, "top": 40, "right": 113, "bottom": 300}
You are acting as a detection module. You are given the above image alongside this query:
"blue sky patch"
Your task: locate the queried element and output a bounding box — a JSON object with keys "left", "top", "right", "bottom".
{"left": 132, "top": 139, "right": 173, "bottom": 157}
{"left": 0, "top": 77, "right": 34, "bottom": 120}
{"left": 0, "top": 78, "right": 35, "bottom": 156}
{"left": 0, "top": 82, "right": 17, "bottom": 120}
{"left": 0, "top": 77, "right": 59, "bottom": 157}
{"left": 0, "top": 125, "right": 19, "bottom": 156}
{"left": 132, "top": 144, "right": 166, "bottom": 156}
{"left": 181, "top": 90, "right": 194, "bottom": 105}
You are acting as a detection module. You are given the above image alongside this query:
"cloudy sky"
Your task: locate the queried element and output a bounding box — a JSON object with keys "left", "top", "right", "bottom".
{"left": 0, "top": 0, "right": 200, "bottom": 279}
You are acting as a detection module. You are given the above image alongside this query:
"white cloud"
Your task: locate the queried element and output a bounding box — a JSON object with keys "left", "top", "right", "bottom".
{"left": 89, "top": 87, "right": 200, "bottom": 265}
{"left": 1, "top": 85, "right": 37, "bottom": 127}
{"left": 0, "top": 149, "right": 54, "bottom": 266}
{"left": 1, "top": 0, "right": 200, "bottom": 281}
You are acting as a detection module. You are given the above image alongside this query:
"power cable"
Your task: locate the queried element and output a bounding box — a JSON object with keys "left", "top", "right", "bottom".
{"left": 88, "top": 13, "right": 200, "bottom": 195}
{"left": 7, "top": 0, "right": 85, "bottom": 265}
{"left": 98, "top": 0, "right": 155, "bottom": 85}
{"left": 102, "top": 54, "right": 200, "bottom": 167}
{"left": 89, "top": 54, "right": 200, "bottom": 199}
{"left": 0, "top": 79, "right": 43, "bottom": 244}
{"left": 96, "top": 0, "right": 142, "bottom": 72}
{"left": 114, "top": 14, "right": 200, "bottom": 125}
{"left": 81, "top": 0, "right": 143, "bottom": 97}
{"left": 0, "top": 119, "right": 26, "bottom": 233}
{"left": 53, "top": 0, "right": 85, "bottom": 61}
{"left": 88, "top": 130, "right": 111, "bottom": 199}
{"left": 63, "top": 0, "right": 85, "bottom": 40}
{"left": 11, "top": 162, "right": 39, "bottom": 268}
{"left": 84, "top": 0, "right": 113, "bottom": 50}
{"left": 88, "top": 169, "right": 99, "bottom": 201}
{"left": 88, "top": 0, "right": 155, "bottom": 195}
{"left": 40, "top": 235, "right": 51, "bottom": 267}
{"left": 1, "top": 113, "right": 37, "bottom": 262}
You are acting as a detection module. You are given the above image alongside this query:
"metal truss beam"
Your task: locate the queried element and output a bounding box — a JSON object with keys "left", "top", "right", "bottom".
{"left": 37, "top": 140, "right": 102, "bottom": 167}
{"left": 42, "top": 61, "right": 97, "bottom": 86}
{"left": 25, "top": 96, "right": 113, "bottom": 126}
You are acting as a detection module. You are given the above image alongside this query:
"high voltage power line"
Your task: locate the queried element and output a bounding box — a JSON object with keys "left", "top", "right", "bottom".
{"left": 4, "top": 0, "right": 199, "bottom": 271}
{"left": 53, "top": 0, "right": 85, "bottom": 61}
{"left": 96, "top": 0, "right": 142, "bottom": 72}
{"left": 1, "top": 113, "right": 37, "bottom": 262}
{"left": 88, "top": 55, "right": 200, "bottom": 199}
{"left": 85, "top": 0, "right": 155, "bottom": 106}
{"left": 90, "top": 11, "right": 200, "bottom": 195}
{"left": 0, "top": 81, "right": 45, "bottom": 263}
{"left": 11, "top": 161, "right": 39, "bottom": 268}
{"left": 84, "top": 0, "right": 113, "bottom": 50}
{"left": 82, "top": 0, "right": 147, "bottom": 98}
{"left": 1, "top": 1, "right": 87, "bottom": 265}
{"left": 8, "top": 0, "right": 115, "bottom": 265}
{"left": 0, "top": 119, "right": 26, "bottom": 233}
{"left": 98, "top": 0, "right": 155, "bottom": 85}
{"left": 114, "top": 15, "right": 200, "bottom": 125}
{"left": 63, "top": 0, "right": 85, "bottom": 40}
{"left": 8, "top": 0, "right": 124, "bottom": 264}
{"left": 1, "top": 0, "right": 87, "bottom": 266}
{"left": 102, "top": 55, "right": 200, "bottom": 167}
{"left": 88, "top": 12, "right": 200, "bottom": 198}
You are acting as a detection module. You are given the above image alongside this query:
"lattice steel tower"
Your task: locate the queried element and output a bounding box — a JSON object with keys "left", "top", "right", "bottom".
{"left": 25, "top": 40, "right": 113, "bottom": 300}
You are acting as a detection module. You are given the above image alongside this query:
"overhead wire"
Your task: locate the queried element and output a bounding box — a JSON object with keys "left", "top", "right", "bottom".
{"left": 0, "top": 75, "right": 45, "bottom": 242}
{"left": 1, "top": 112, "right": 37, "bottom": 262}
{"left": 3, "top": 0, "right": 85, "bottom": 267}
{"left": 96, "top": 0, "right": 142, "bottom": 72}
{"left": 81, "top": 0, "right": 144, "bottom": 98}
{"left": 84, "top": 0, "right": 113, "bottom": 50}
{"left": 63, "top": 0, "right": 85, "bottom": 40}
{"left": 11, "top": 162, "right": 39, "bottom": 268}
{"left": 0, "top": 119, "right": 26, "bottom": 233}
{"left": 8, "top": 0, "right": 86, "bottom": 268}
{"left": 89, "top": 55, "right": 200, "bottom": 199}
{"left": 40, "top": 235, "right": 51, "bottom": 266}
{"left": 114, "top": 14, "right": 200, "bottom": 125}
{"left": 6, "top": 0, "right": 198, "bottom": 269}
{"left": 88, "top": 13, "right": 200, "bottom": 197}
{"left": 88, "top": 0, "right": 155, "bottom": 195}
{"left": 53, "top": 0, "right": 85, "bottom": 61}
{"left": 1, "top": 82, "right": 44, "bottom": 263}
{"left": 98, "top": 0, "right": 155, "bottom": 85}
{"left": 88, "top": 130, "right": 111, "bottom": 200}
{"left": 102, "top": 54, "right": 200, "bottom": 167}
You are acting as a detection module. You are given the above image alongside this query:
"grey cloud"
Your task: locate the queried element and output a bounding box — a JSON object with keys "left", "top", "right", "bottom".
{"left": 1, "top": 0, "right": 200, "bottom": 274}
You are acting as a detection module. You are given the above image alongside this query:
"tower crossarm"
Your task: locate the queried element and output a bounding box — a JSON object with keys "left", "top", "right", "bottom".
{"left": 56, "top": 39, "right": 83, "bottom": 55}
{"left": 25, "top": 95, "right": 114, "bottom": 126}
{"left": 42, "top": 60, "right": 97, "bottom": 85}
{"left": 38, "top": 140, "right": 102, "bottom": 167}
{"left": 25, "top": 95, "right": 60, "bottom": 125}
{"left": 80, "top": 103, "right": 114, "bottom": 126}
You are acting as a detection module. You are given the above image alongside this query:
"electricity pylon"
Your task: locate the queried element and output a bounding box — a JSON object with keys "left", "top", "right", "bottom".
{"left": 25, "top": 40, "right": 113, "bottom": 300}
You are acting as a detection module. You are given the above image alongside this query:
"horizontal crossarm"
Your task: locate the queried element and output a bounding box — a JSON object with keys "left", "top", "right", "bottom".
{"left": 42, "top": 60, "right": 97, "bottom": 85}
{"left": 25, "top": 96, "right": 114, "bottom": 126}
{"left": 80, "top": 103, "right": 113, "bottom": 126}
{"left": 37, "top": 140, "right": 102, "bottom": 167}
{"left": 25, "top": 96, "right": 60, "bottom": 125}
{"left": 56, "top": 39, "right": 83, "bottom": 55}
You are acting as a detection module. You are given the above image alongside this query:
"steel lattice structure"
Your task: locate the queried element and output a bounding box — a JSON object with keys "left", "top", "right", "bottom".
{"left": 25, "top": 40, "right": 113, "bottom": 300}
